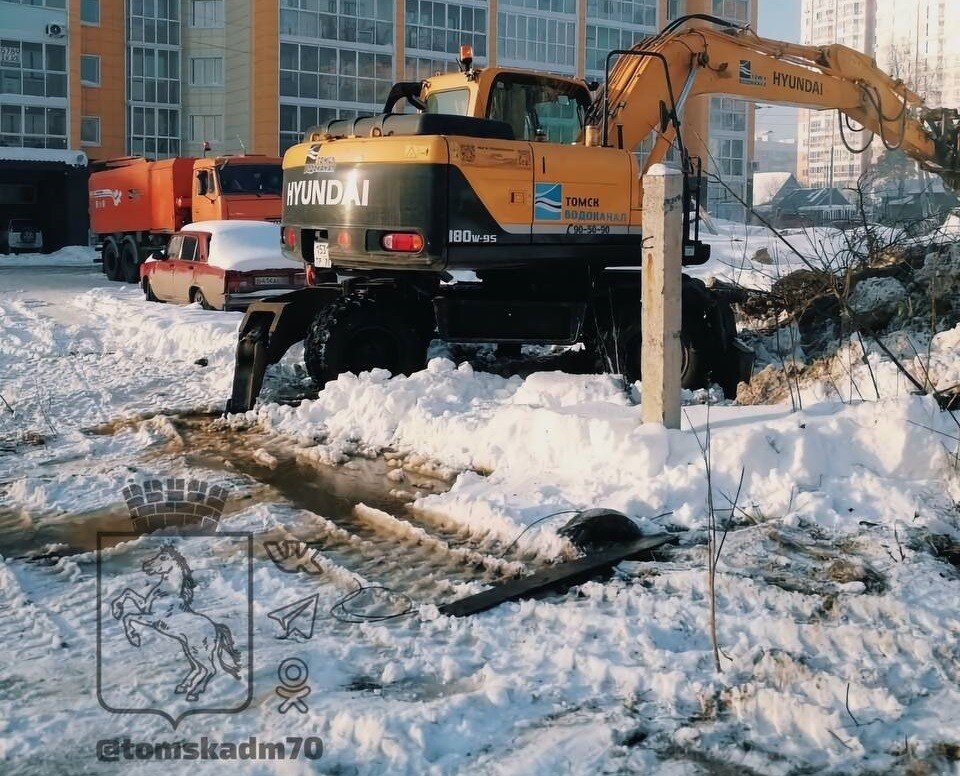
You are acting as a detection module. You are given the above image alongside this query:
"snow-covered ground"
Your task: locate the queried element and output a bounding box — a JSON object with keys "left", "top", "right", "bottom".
{"left": 2, "top": 253, "right": 960, "bottom": 774}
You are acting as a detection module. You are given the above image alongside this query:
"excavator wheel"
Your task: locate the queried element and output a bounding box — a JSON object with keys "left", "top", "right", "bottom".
{"left": 591, "top": 318, "right": 708, "bottom": 390}
{"left": 303, "top": 293, "right": 430, "bottom": 386}
{"left": 102, "top": 238, "right": 122, "bottom": 282}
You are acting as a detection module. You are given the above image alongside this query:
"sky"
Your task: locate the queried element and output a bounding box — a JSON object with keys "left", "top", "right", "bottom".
{"left": 755, "top": 0, "right": 802, "bottom": 141}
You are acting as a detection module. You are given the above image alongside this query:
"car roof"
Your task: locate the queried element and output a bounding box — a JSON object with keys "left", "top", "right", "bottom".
{"left": 181, "top": 220, "right": 277, "bottom": 237}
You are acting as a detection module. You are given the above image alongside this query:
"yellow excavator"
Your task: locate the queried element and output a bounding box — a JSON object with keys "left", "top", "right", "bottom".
{"left": 227, "top": 14, "right": 960, "bottom": 411}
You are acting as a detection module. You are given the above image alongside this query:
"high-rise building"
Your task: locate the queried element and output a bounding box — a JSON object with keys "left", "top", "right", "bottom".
{"left": 1, "top": 0, "right": 756, "bottom": 216}
{"left": 796, "top": 0, "right": 876, "bottom": 190}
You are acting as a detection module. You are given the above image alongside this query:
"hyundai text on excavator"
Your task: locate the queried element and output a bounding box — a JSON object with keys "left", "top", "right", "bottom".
{"left": 227, "top": 14, "right": 960, "bottom": 412}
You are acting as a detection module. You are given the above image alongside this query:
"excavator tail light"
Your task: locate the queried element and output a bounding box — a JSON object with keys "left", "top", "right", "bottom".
{"left": 381, "top": 232, "right": 424, "bottom": 252}
{"left": 282, "top": 227, "right": 297, "bottom": 249}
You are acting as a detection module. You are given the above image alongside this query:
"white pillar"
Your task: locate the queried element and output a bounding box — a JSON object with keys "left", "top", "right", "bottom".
{"left": 641, "top": 165, "right": 683, "bottom": 429}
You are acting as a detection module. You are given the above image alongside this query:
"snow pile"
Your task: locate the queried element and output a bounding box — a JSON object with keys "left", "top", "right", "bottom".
{"left": 251, "top": 358, "right": 960, "bottom": 557}
{"left": 0, "top": 147, "right": 86, "bottom": 166}
{"left": 0, "top": 245, "right": 96, "bottom": 268}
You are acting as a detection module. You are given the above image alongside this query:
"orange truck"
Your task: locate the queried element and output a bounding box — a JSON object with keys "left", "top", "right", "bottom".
{"left": 89, "top": 155, "right": 282, "bottom": 282}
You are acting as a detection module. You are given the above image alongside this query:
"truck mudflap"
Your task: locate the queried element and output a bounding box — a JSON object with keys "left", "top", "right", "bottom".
{"left": 226, "top": 287, "right": 339, "bottom": 413}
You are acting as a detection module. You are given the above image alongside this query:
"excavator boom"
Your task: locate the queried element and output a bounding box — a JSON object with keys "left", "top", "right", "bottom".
{"left": 593, "top": 14, "right": 960, "bottom": 190}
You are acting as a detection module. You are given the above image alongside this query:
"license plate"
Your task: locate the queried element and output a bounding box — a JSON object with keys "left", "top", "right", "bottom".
{"left": 313, "top": 241, "right": 330, "bottom": 267}
{"left": 254, "top": 275, "right": 286, "bottom": 286}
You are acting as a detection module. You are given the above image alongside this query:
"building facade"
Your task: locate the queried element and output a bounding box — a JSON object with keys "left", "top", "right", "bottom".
{"left": 796, "top": 0, "right": 876, "bottom": 190}
{"left": 797, "top": 0, "right": 960, "bottom": 192}
{"left": 1, "top": 0, "right": 756, "bottom": 216}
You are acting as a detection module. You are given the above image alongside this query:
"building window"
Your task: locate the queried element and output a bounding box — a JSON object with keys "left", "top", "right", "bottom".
{"left": 190, "top": 56, "right": 223, "bottom": 86}
{"left": 128, "top": 105, "right": 180, "bottom": 158}
{"left": 80, "top": 54, "right": 101, "bottom": 86}
{"left": 586, "top": 0, "right": 657, "bottom": 26}
{"left": 709, "top": 97, "right": 747, "bottom": 132}
{"left": 81, "top": 0, "right": 100, "bottom": 25}
{"left": 189, "top": 113, "right": 223, "bottom": 143}
{"left": 713, "top": 0, "right": 749, "bottom": 24}
{"left": 0, "top": 104, "right": 68, "bottom": 149}
{"left": 710, "top": 137, "right": 745, "bottom": 178}
{"left": 0, "top": 41, "right": 68, "bottom": 99}
{"left": 80, "top": 116, "right": 101, "bottom": 145}
{"left": 279, "top": 42, "right": 392, "bottom": 107}
{"left": 586, "top": 25, "right": 650, "bottom": 74}
{"left": 404, "top": 1, "right": 487, "bottom": 58}
{"left": 279, "top": 102, "right": 343, "bottom": 152}
{"left": 1, "top": 0, "right": 66, "bottom": 7}
{"left": 404, "top": 56, "right": 458, "bottom": 81}
{"left": 280, "top": 0, "right": 394, "bottom": 46}
{"left": 497, "top": 11, "right": 577, "bottom": 71}
{"left": 191, "top": 0, "right": 223, "bottom": 28}
{"left": 128, "top": 48, "right": 180, "bottom": 105}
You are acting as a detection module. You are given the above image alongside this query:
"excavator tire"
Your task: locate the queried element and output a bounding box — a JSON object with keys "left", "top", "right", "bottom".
{"left": 591, "top": 318, "right": 708, "bottom": 389}
{"left": 303, "top": 293, "right": 430, "bottom": 386}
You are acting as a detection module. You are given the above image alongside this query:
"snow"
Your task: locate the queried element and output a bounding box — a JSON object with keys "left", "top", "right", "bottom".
{"left": 182, "top": 220, "right": 293, "bottom": 271}
{"left": 0, "top": 147, "right": 87, "bottom": 166}
{"left": 0, "top": 245, "right": 97, "bottom": 268}
{"left": 2, "top": 260, "right": 960, "bottom": 774}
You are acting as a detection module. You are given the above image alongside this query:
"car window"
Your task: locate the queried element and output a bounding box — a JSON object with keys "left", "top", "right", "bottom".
{"left": 180, "top": 235, "right": 199, "bottom": 261}
{"left": 167, "top": 235, "right": 183, "bottom": 258}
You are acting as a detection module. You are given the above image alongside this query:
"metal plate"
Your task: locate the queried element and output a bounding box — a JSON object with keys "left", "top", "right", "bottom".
{"left": 313, "top": 242, "right": 330, "bottom": 267}
{"left": 438, "top": 533, "right": 675, "bottom": 617}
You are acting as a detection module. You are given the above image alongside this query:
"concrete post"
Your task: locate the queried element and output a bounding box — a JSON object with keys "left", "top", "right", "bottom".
{"left": 641, "top": 165, "right": 683, "bottom": 429}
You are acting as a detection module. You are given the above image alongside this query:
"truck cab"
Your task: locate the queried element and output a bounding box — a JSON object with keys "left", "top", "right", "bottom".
{"left": 192, "top": 155, "right": 284, "bottom": 223}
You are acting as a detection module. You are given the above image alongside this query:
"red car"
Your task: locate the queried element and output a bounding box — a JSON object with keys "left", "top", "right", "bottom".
{"left": 140, "top": 220, "right": 304, "bottom": 310}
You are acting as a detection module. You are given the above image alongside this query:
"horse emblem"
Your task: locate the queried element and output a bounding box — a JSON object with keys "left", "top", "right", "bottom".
{"left": 111, "top": 545, "right": 241, "bottom": 701}
{"left": 97, "top": 531, "right": 253, "bottom": 728}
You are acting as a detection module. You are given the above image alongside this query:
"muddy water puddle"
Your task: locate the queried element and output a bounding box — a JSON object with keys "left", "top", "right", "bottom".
{"left": 2, "top": 413, "right": 517, "bottom": 602}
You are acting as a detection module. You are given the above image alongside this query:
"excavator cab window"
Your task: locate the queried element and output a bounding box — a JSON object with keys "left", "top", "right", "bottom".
{"left": 486, "top": 74, "right": 589, "bottom": 144}
{"left": 425, "top": 88, "right": 470, "bottom": 116}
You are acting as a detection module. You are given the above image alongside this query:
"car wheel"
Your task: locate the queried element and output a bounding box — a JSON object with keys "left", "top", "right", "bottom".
{"left": 192, "top": 288, "right": 214, "bottom": 310}
{"left": 120, "top": 239, "right": 140, "bottom": 284}
{"left": 103, "top": 239, "right": 122, "bottom": 281}
{"left": 143, "top": 279, "right": 161, "bottom": 302}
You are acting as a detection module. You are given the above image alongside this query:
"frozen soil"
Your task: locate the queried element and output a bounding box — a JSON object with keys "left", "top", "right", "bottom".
{"left": 1, "top": 253, "right": 960, "bottom": 774}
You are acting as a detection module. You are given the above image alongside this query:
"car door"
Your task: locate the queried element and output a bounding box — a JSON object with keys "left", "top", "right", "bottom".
{"left": 190, "top": 233, "right": 225, "bottom": 308}
{"left": 149, "top": 235, "right": 181, "bottom": 299}
{"left": 171, "top": 234, "right": 201, "bottom": 303}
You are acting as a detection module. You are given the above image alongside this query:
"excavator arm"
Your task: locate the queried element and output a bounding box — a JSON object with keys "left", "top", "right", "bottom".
{"left": 592, "top": 14, "right": 960, "bottom": 190}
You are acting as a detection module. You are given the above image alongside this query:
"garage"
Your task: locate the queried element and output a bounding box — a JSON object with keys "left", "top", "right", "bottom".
{"left": 0, "top": 147, "right": 88, "bottom": 253}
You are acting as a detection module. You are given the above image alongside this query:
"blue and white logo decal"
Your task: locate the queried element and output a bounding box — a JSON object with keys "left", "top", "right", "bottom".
{"left": 534, "top": 183, "right": 562, "bottom": 221}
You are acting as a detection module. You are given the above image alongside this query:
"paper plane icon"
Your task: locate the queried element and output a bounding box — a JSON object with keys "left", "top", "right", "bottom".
{"left": 267, "top": 594, "right": 320, "bottom": 640}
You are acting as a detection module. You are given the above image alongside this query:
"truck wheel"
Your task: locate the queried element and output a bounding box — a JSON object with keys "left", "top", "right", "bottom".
{"left": 102, "top": 238, "right": 122, "bottom": 281}
{"left": 303, "top": 294, "right": 430, "bottom": 385}
{"left": 120, "top": 239, "right": 141, "bottom": 284}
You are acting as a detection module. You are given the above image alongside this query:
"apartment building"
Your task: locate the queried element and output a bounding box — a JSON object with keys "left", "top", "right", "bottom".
{"left": 874, "top": 0, "right": 960, "bottom": 111}
{"left": 0, "top": 0, "right": 756, "bottom": 216}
